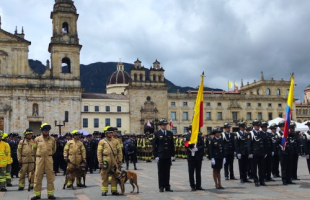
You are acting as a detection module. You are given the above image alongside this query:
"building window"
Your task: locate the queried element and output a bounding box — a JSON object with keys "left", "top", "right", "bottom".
{"left": 247, "top": 103, "right": 251, "bottom": 107}
{"left": 183, "top": 127, "right": 188, "bottom": 133}
{"left": 247, "top": 112, "right": 252, "bottom": 120}
{"left": 258, "top": 112, "right": 262, "bottom": 120}
{"left": 206, "top": 102, "right": 211, "bottom": 107}
{"left": 117, "top": 106, "right": 121, "bottom": 112}
{"left": 206, "top": 112, "right": 211, "bottom": 120}
{"left": 183, "top": 102, "right": 188, "bottom": 107}
{"left": 83, "top": 118, "right": 88, "bottom": 128}
{"left": 266, "top": 88, "right": 271, "bottom": 95}
{"left": 276, "top": 89, "right": 281, "bottom": 95}
{"left": 278, "top": 103, "right": 282, "bottom": 108}
{"left": 217, "top": 112, "right": 223, "bottom": 120}
{"left": 65, "top": 111, "right": 69, "bottom": 122}
{"left": 183, "top": 112, "right": 188, "bottom": 120}
{"left": 171, "top": 102, "right": 176, "bottom": 106}
{"left": 286, "top": 89, "right": 289, "bottom": 95}
{"left": 268, "top": 103, "right": 272, "bottom": 107}
{"left": 232, "top": 112, "right": 238, "bottom": 121}
{"left": 116, "top": 118, "right": 122, "bottom": 127}
{"left": 268, "top": 112, "right": 273, "bottom": 120}
{"left": 134, "top": 74, "right": 137, "bottom": 81}
{"left": 95, "top": 106, "right": 99, "bottom": 112}
{"left": 84, "top": 105, "right": 88, "bottom": 112}
{"left": 207, "top": 127, "right": 212, "bottom": 134}
{"left": 172, "top": 127, "right": 177, "bottom": 134}
{"left": 171, "top": 112, "right": 176, "bottom": 120}
{"left": 61, "top": 57, "right": 71, "bottom": 73}
{"left": 62, "top": 22, "right": 69, "bottom": 33}
{"left": 279, "top": 113, "right": 283, "bottom": 118}
{"left": 105, "top": 118, "right": 110, "bottom": 126}
{"left": 217, "top": 102, "right": 222, "bottom": 107}
{"left": 94, "top": 118, "right": 99, "bottom": 128}
{"left": 106, "top": 106, "right": 110, "bottom": 112}
{"left": 32, "top": 103, "right": 39, "bottom": 116}
{"left": 258, "top": 103, "right": 262, "bottom": 107}
{"left": 139, "top": 74, "right": 143, "bottom": 82}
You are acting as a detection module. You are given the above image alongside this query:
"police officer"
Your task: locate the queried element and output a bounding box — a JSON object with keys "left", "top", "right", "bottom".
{"left": 32, "top": 123, "right": 56, "bottom": 200}
{"left": 123, "top": 134, "right": 137, "bottom": 170}
{"left": 9, "top": 133, "right": 19, "bottom": 178}
{"left": 289, "top": 122, "right": 300, "bottom": 180}
{"left": 83, "top": 134, "right": 95, "bottom": 173}
{"left": 153, "top": 118, "right": 175, "bottom": 193}
{"left": 247, "top": 120, "right": 267, "bottom": 187}
{"left": 245, "top": 125, "right": 253, "bottom": 180}
{"left": 234, "top": 122, "right": 250, "bottom": 183}
{"left": 209, "top": 127, "right": 225, "bottom": 189}
{"left": 269, "top": 123, "right": 281, "bottom": 178}
{"left": 17, "top": 128, "right": 35, "bottom": 190}
{"left": 222, "top": 122, "right": 236, "bottom": 180}
{"left": 93, "top": 132, "right": 100, "bottom": 172}
{"left": 261, "top": 121, "right": 274, "bottom": 182}
{"left": 58, "top": 136, "right": 66, "bottom": 175}
{"left": 185, "top": 129, "right": 204, "bottom": 191}
{"left": 303, "top": 120, "right": 310, "bottom": 174}
{"left": 51, "top": 134, "right": 60, "bottom": 174}
{"left": 97, "top": 127, "right": 121, "bottom": 196}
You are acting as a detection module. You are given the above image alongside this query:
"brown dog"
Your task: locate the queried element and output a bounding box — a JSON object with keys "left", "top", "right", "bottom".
{"left": 117, "top": 170, "right": 139, "bottom": 195}
{"left": 63, "top": 162, "right": 87, "bottom": 190}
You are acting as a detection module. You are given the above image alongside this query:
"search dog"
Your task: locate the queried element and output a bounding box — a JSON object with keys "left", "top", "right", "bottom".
{"left": 117, "top": 170, "right": 139, "bottom": 195}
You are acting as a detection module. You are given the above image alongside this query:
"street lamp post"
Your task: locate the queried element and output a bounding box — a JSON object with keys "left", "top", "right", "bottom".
{"left": 55, "top": 120, "right": 66, "bottom": 136}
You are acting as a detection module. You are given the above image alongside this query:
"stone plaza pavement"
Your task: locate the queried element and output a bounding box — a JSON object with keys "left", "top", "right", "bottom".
{"left": 1, "top": 157, "right": 310, "bottom": 200}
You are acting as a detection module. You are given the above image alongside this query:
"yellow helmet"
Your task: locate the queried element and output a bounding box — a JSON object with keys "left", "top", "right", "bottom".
{"left": 71, "top": 130, "right": 81, "bottom": 135}
{"left": 104, "top": 126, "right": 110, "bottom": 132}
{"left": 2, "top": 133, "right": 8, "bottom": 140}
{"left": 24, "top": 128, "right": 33, "bottom": 136}
{"left": 40, "top": 123, "right": 51, "bottom": 131}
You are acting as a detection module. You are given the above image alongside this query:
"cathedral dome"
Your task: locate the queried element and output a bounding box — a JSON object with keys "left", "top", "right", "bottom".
{"left": 106, "top": 62, "right": 130, "bottom": 86}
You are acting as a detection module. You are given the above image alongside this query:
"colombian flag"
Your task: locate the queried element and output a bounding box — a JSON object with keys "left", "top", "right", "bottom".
{"left": 281, "top": 75, "right": 294, "bottom": 149}
{"left": 188, "top": 72, "right": 204, "bottom": 144}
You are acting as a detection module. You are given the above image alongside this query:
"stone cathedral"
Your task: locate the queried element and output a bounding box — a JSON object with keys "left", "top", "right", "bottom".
{"left": 0, "top": 0, "right": 82, "bottom": 134}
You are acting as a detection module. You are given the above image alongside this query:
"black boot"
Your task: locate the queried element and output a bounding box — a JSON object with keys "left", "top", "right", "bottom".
{"left": 134, "top": 164, "right": 137, "bottom": 170}
{"left": 48, "top": 195, "right": 56, "bottom": 199}
{"left": 126, "top": 162, "right": 129, "bottom": 170}
{"left": 31, "top": 196, "right": 41, "bottom": 200}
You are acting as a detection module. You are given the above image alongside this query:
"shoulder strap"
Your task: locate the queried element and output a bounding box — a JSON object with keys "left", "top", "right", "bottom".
{"left": 104, "top": 138, "right": 116, "bottom": 158}
{"left": 235, "top": 132, "right": 240, "bottom": 139}
{"left": 221, "top": 132, "right": 227, "bottom": 141}
{"left": 250, "top": 131, "right": 254, "bottom": 140}
{"left": 304, "top": 131, "right": 310, "bottom": 140}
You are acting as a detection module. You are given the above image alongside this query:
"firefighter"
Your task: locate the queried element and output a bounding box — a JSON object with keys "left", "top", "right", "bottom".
{"left": 0, "top": 130, "right": 8, "bottom": 191}
{"left": 98, "top": 127, "right": 121, "bottom": 196}
{"left": 31, "top": 123, "right": 56, "bottom": 200}
{"left": 2, "top": 133, "right": 13, "bottom": 187}
{"left": 17, "top": 128, "right": 35, "bottom": 190}
{"left": 63, "top": 130, "right": 86, "bottom": 188}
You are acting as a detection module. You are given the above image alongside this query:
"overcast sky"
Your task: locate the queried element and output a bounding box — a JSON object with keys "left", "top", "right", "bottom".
{"left": 1, "top": 0, "right": 309, "bottom": 100}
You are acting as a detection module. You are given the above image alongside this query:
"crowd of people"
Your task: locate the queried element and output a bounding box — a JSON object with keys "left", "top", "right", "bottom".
{"left": 0, "top": 118, "right": 310, "bottom": 199}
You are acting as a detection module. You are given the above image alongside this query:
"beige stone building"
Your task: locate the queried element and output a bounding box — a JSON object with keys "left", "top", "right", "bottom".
{"left": 0, "top": 0, "right": 82, "bottom": 134}
{"left": 296, "top": 85, "right": 310, "bottom": 122}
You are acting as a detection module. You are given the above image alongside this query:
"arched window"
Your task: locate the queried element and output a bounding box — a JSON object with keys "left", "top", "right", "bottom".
{"left": 62, "top": 22, "right": 69, "bottom": 34}
{"left": 266, "top": 88, "right": 271, "bottom": 95}
{"left": 257, "top": 89, "right": 260, "bottom": 95}
{"left": 32, "top": 103, "right": 39, "bottom": 116}
{"left": 61, "top": 57, "right": 71, "bottom": 73}
{"left": 139, "top": 74, "right": 143, "bottom": 82}
{"left": 153, "top": 75, "right": 156, "bottom": 82}
{"left": 134, "top": 74, "right": 137, "bottom": 81}
{"left": 158, "top": 75, "right": 162, "bottom": 82}
{"left": 276, "top": 89, "right": 281, "bottom": 95}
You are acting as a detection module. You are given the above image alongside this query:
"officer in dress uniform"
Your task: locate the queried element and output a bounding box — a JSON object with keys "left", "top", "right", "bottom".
{"left": 153, "top": 119, "right": 175, "bottom": 193}
{"left": 247, "top": 120, "right": 267, "bottom": 187}
{"left": 261, "top": 121, "right": 275, "bottom": 182}
{"left": 185, "top": 129, "right": 204, "bottom": 191}
{"left": 92, "top": 132, "right": 100, "bottom": 172}
{"left": 9, "top": 133, "right": 19, "bottom": 178}
{"left": 222, "top": 122, "right": 236, "bottom": 180}
{"left": 289, "top": 122, "right": 300, "bottom": 180}
{"left": 51, "top": 134, "right": 60, "bottom": 174}
{"left": 245, "top": 125, "right": 253, "bottom": 180}
{"left": 83, "top": 134, "right": 95, "bottom": 173}
{"left": 234, "top": 122, "right": 251, "bottom": 183}
{"left": 269, "top": 123, "right": 281, "bottom": 178}
{"left": 303, "top": 121, "right": 310, "bottom": 173}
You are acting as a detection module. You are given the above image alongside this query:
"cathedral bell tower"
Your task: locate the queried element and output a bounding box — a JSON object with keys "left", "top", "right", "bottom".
{"left": 48, "top": 0, "right": 82, "bottom": 79}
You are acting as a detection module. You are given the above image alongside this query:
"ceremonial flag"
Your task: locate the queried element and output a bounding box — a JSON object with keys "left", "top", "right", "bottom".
{"left": 189, "top": 72, "right": 204, "bottom": 145}
{"left": 228, "top": 81, "right": 232, "bottom": 88}
{"left": 234, "top": 82, "right": 238, "bottom": 91}
{"left": 146, "top": 120, "right": 152, "bottom": 127}
{"left": 169, "top": 119, "right": 174, "bottom": 129}
{"left": 281, "top": 75, "right": 294, "bottom": 150}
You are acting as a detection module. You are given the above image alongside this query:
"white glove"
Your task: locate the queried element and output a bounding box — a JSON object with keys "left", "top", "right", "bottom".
{"left": 223, "top": 158, "right": 226, "bottom": 165}
{"left": 155, "top": 157, "right": 159, "bottom": 163}
{"left": 171, "top": 157, "right": 174, "bottom": 162}
{"left": 272, "top": 152, "right": 274, "bottom": 156}
{"left": 264, "top": 154, "right": 267, "bottom": 158}
{"left": 248, "top": 154, "right": 253, "bottom": 158}
{"left": 306, "top": 155, "right": 309, "bottom": 159}
{"left": 211, "top": 158, "right": 215, "bottom": 165}
{"left": 192, "top": 147, "right": 198, "bottom": 152}
{"left": 237, "top": 154, "right": 241, "bottom": 159}
{"left": 234, "top": 152, "right": 237, "bottom": 156}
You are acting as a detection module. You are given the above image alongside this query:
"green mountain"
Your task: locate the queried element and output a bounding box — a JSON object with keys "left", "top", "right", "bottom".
{"left": 28, "top": 59, "right": 223, "bottom": 93}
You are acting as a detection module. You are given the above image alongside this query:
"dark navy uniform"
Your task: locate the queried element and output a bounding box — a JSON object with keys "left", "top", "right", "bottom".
{"left": 222, "top": 132, "right": 236, "bottom": 179}
{"left": 185, "top": 133, "right": 204, "bottom": 190}
{"left": 271, "top": 132, "right": 281, "bottom": 177}
{"left": 209, "top": 137, "right": 224, "bottom": 169}
{"left": 83, "top": 137, "right": 95, "bottom": 173}
{"left": 247, "top": 129, "right": 267, "bottom": 186}
{"left": 302, "top": 130, "right": 310, "bottom": 174}
{"left": 234, "top": 130, "right": 249, "bottom": 182}
{"left": 263, "top": 130, "right": 274, "bottom": 181}
{"left": 290, "top": 131, "right": 300, "bottom": 180}
{"left": 9, "top": 137, "right": 19, "bottom": 178}
{"left": 153, "top": 127, "right": 175, "bottom": 192}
